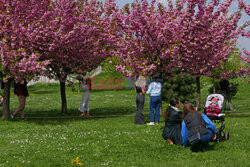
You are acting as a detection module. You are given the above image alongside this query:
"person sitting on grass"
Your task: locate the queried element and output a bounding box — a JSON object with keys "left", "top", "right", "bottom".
{"left": 162, "top": 97, "right": 182, "bottom": 145}
{"left": 182, "top": 103, "right": 216, "bottom": 152}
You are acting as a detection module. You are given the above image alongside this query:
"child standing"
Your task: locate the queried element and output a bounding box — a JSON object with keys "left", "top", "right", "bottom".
{"left": 79, "top": 78, "right": 91, "bottom": 117}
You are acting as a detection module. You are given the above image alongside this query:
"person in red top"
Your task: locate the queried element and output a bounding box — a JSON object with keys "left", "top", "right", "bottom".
{"left": 206, "top": 97, "right": 220, "bottom": 116}
{"left": 11, "top": 80, "right": 29, "bottom": 119}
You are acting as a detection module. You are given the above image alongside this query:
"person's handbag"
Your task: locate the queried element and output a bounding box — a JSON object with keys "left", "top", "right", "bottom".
{"left": 188, "top": 132, "right": 201, "bottom": 145}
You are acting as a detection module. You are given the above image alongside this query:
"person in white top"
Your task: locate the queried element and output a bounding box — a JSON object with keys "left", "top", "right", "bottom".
{"left": 79, "top": 78, "right": 91, "bottom": 117}
{"left": 146, "top": 76, "right": 163, "bottom": 125}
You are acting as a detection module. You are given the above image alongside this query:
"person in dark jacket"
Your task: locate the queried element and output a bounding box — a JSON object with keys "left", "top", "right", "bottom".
{"left": 181, "top": 103, "right": 216, "bottom": 152}
{"left": 162, "top": 98, "right": 182, "bottom": 145}
{"left": 134, "top": 75, "right": 146, "bottom": 125}
{"left": 219, "top": 79, "right": 235, "bottom": 111}
{"left": 11, "top": 80, "right": 29, "bottom": 119}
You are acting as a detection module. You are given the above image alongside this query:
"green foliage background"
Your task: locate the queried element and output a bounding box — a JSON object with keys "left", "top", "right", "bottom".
{"left": 162, "top": 73, "right": 196, "bottom": 103}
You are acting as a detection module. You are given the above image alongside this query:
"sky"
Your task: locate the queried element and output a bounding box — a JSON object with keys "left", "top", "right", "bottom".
{"left": 114, "top": 0, "right": 250, "bottom": 52}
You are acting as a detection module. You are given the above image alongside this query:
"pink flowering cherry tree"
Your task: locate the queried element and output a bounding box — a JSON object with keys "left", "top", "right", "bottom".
{"left": 238, "top": 0, "right": 250, "bottom": 76}
{"left": 0, "top": 0, "right": 50, "bottom": 119}
{"left": 175, "top": 0, "right": 249, "bottom": 108}
{"left": 28, "top": 0, "right": 116, "bottom": 113}
{"left": 112, "top": 0, "right": 249, "bottom": 108}
{"left": 113, "top": 0, "right": 181, "bottom": 78}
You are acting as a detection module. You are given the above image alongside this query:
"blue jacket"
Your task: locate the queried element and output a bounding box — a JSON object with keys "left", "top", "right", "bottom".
{"left": 181, "top": 113, "right": 216, "bottom": 146}
{"left": 146, "top": 82, "right": 162, "bottom": 96}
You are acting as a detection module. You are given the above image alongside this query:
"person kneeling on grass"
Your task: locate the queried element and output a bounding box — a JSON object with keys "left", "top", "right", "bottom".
{"left": 181, "top": 103, "right": 216, "bottom": 152}
{"left": 162, "top": 97, "right": 182, "bottom": 145}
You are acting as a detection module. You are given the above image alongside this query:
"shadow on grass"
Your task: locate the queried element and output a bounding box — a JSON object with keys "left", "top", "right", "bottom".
{"left": 226, "top": 113, "right": 250, "bottom": 118}
{"left": 8, "top": 117, "right": 84, "bottom": 125}
{"left": 29, "top": 89, "right": 58, "bottom": 95}
{"left": 7, "top": 114, "right": 135, "bottom": 126}
{"left": 206, "top": 142, "right": 216, "bottom": 152}
{"left": 2, "top": 106, "right": 153, "bottom": 125}
{"left": 22, "top": 106, "right": 135, "bottom": 117}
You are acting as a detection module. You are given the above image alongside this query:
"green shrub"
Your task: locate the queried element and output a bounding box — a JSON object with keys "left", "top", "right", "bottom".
{"left": 162, "top": 73, "right": 196, "bottom": 103}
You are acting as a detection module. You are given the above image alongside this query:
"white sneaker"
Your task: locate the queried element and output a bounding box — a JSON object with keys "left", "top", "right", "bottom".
{"left": 147, "top": 122, "right": 155, "bottom": 125}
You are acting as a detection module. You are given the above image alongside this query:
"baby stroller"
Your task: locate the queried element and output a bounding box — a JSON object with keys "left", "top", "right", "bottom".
{"left": 204, "top": 93, "right": 229, "bottom": 141}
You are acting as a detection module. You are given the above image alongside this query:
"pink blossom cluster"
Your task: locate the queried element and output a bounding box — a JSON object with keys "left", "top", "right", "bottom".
{"left": 0, "top": 0, "right": 117, "bottom": 82}
{"left": 0, "top": 0, "right": 249, "bottom": 82}
{"left": 112, "top": 0, "right": 249, "bottom": 79}
{"left": 0, "top": 0, "right": 51, "bottom": 82}
{"left": 25, "top": 0, "right": 117, "bottom": 82}
{"left": 112, "top": 0, "right": 182, "bottom": 77}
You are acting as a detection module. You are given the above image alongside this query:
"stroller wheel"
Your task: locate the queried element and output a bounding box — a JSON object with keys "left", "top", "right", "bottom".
{"left": 225, "top": 132, "right": 229, "bottom": 140}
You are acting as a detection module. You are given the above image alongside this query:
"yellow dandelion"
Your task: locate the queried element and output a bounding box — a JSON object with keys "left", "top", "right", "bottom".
{"left": 78, "top": 162, "right": 84, "bottom": 166}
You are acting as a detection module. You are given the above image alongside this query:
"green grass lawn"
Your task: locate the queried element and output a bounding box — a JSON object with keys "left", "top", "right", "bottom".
{"left": 0, "top": 78, "right": 249, "bottom": 167}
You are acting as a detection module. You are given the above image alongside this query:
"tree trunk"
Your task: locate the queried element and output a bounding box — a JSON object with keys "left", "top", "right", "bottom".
{"left": 78, "top": 80, "right": 81, "bottom": 94}
{"left": 196, "top": 76, "right": 201, "bottom": 110}
{"left": 2, "top": 79, "right": 11, "bottom": 119}
{"left": 60, "top": 80, "right": 67, "bottom": 114}
{"left": 212, "top": 78, "right": 216, "bottom": 93}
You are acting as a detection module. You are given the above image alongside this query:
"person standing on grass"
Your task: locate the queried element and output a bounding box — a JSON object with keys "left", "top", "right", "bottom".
{"left": 219, "top": 79, "right": 235, "bottom": 111}
{"left": 11, "top": 80, "right": 29, "bottom": 119}
{"left": 79, "top": 77, "right": 91, "bottom": 117}
{"left": 134, "top": 75, "right": 146, "bottom": 125}
{"left": 181, "top": 103, "right": 216, "bottom": 152}
{"left": 146, "top": 75, "right": 162, "bottom": 125}
{"left": 162, "top": 98, "right": 182, "bottom": 145}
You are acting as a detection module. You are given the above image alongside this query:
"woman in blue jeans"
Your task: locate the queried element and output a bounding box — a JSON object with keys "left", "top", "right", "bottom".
{"left": 146, "top": 77, "right": 162, "bottom": 125}
{"left": 181, "top": 103, "right": 216, "bottom": 152}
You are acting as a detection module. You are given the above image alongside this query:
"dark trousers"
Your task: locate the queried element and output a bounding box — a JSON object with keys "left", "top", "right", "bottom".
{"left": 221, "top": 91, "right": 234, "bottom": 111}
{"left": 201, "top": 129, "right": 213, "bottom": 146}
{"left": 134, "top": 94, "right": 145, "bottom": 124}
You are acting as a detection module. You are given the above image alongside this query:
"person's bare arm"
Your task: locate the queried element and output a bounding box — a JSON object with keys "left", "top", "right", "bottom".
{"left": 142, "top": 88, "right": 146, "bottom": 94}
